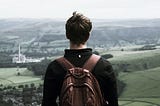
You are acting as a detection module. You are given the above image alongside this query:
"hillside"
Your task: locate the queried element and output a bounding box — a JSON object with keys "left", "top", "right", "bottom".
{"left": 90, "top": 26, "right": 160, "bottom": 47}
{"left": 118, "top": 67, "right": 160, "bottom": 106}
{"left": 0, "top": 18, "right": 160, "bottom": 49}
{"left": 103, "top": 48, "right": 160, "bottom": 105}
{"left": 119, "top": 67, "right": 160, "bottom": 98}
{"left": 0, "top": 68, "right": 41, "bottom": 86}
{"left": 108, "top": 48, "right": 160, "bottom": 72}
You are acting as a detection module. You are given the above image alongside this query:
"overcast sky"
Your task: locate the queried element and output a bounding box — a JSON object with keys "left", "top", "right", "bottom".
{"left": 0, "top": 0, "right": 160, "bottom": 19}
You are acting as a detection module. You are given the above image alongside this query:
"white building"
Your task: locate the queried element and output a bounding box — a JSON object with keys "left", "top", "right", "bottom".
{"left": 12, "top": 54, "right": 26, "bottom": 63}
{"left": 12, "top": 44, "right": 44, "bottom": 63}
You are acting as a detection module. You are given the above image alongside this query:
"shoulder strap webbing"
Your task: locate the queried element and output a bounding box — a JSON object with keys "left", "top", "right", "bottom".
{"left": 56, "top": 57, "right": 74, "bottom": 71}
{"left": 56, "top": 54, "right": 100, "bottom": 72}
{"left": 83, "top": 54, "right": 100, "bottom": 72}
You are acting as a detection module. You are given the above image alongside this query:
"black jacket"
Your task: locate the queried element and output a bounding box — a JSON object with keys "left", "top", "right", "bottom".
{"left": 42, "top": 48, "right": 118, "bottom": 106}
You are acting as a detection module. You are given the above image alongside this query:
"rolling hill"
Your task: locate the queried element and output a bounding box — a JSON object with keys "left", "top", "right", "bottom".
{"left": 0, "top": 18, "right": 160, "bottom": 48}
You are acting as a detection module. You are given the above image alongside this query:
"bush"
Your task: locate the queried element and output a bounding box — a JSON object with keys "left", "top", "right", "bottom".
{"left": 101, "top": 54, "right": 113, "bottom": 59}
{"left": 18, "top": 85, "right": 24, "bottom": 89}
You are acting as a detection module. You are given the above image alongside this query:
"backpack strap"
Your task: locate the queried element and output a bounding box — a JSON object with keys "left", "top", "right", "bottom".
{"left": 83, "top": 54, "right": 101, "bottom": 72}
{"left": 56, "top": 57, "right": 75, "bottom": 71}
{"left": 56, "top": 54, "right": 100, "bottom": 72}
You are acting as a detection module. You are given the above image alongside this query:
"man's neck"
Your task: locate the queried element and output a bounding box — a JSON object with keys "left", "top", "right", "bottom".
{"left": 70, "top": 42, "right": 87, "bottom": 49}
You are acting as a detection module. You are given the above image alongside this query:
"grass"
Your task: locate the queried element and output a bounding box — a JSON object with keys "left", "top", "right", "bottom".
{"left": 119, "top": 98, "right": 160, "bottom": 106}
{"left": 0, "top": 67, "right": 42, "bottom": 86}
{"left": 118, "top": 67, "right": 160, "bottom": 105}
{"left": 118, "top": 67, "right": 160, "bottom": 98}
{"left": 0, "top": 48, "right": 160, "bottom": 105}
{"left": 107, "top": 49, "right": 160, "bottom": 72}
{"left": 100, "top": 48, "right": 160, "bottom": 105}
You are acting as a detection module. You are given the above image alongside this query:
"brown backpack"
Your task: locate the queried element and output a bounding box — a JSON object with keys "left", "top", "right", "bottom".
{"left": 56, "top": 54, "right": 105, "bottom": 106}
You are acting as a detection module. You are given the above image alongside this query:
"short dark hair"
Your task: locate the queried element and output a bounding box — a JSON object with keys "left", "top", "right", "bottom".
{"left": 65, "top": 12, "right": 92, "bottom": 45}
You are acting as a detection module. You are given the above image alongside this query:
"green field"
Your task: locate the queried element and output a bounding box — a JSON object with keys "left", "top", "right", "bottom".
{"left": 119, "top": 98, "right": 160, "bottom": 106}
{"left": 118, "top": 67, "right": 160, "bottom": 106}
{"left": 0, "top": 48, "right": 160, "bottom": 105}
{"left": 108, "top": 49, "right": 160, "bottom": 72}
{"left": 119, "top": 67, "right": 160, "bottom": 97}
{"left": 104, "top": 48, "right": 160, "bottom": 106}
{"left": 0, "top": 67, "right": 42, "bottom": 86}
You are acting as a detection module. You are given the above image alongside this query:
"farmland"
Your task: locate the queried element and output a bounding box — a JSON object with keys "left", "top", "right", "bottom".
{"left": 105, "top": 47, "right": 160, "bottom": 106}
{"left": 0, "top": 47, "right": 160, "bottom": 106}
{"left": 0, "top": 68, "right": 43, "bottom": 106}
{"left": 0, "top": 68, "right": 42, "bottom": 86}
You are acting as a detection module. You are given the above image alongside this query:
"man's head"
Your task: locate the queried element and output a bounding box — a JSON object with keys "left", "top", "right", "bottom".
{"left": 65, "top": 12, "right": 92, "bottom": 45}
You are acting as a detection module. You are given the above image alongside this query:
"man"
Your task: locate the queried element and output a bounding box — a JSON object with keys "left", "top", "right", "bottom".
{"left": 42, "top": 12, "right": 118, "bottom": 106}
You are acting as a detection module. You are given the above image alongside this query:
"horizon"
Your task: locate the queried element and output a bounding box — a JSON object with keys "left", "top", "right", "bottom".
{"left": 1, "top": 17, "right": 160, "bottom": 22}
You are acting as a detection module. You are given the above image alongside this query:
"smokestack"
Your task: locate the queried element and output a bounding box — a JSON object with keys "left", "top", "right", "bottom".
{"left": 18, "top": 44, "right": 21, "bottom": 62}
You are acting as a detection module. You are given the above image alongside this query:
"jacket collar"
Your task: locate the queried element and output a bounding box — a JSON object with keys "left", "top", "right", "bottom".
{"left": 64, "top": 48, "right": 92, "bottom": 57}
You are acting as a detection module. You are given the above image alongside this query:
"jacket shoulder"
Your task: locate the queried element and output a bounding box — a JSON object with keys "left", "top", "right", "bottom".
{"left": 46, "top": 59, "right": 66, "bottom": 77}
{"left": 93, "top": 56, "right": 114, "bottom": 76}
